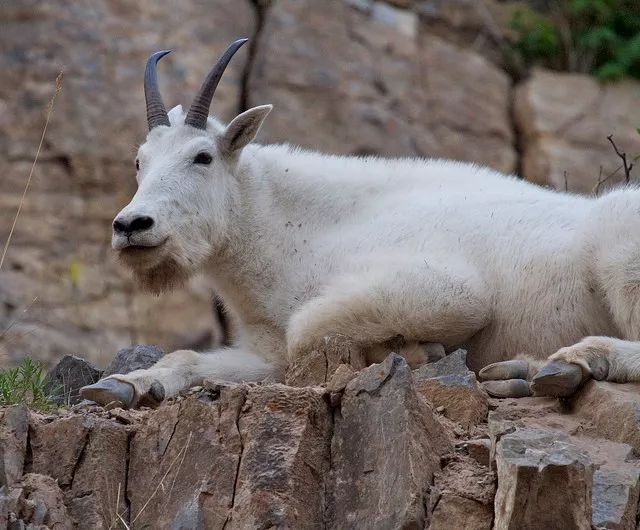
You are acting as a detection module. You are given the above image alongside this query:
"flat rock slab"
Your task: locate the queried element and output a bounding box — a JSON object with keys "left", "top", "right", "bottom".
{"left": 102, "top": 344, "right": 165, "bottom": 377}
{"left": 494, "top": 427, "right": 593, "bottom": 530}
{"left": 43, "top": 355, "right": 101, "bottom": 405}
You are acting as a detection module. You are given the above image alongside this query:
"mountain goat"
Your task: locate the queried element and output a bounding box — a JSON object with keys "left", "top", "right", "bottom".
{"left": 81, "top": 39, "right": 640, "bottom": 409}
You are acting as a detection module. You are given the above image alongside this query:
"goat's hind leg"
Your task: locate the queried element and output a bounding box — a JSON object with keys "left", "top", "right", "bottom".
{"left": 80, "top": 348, "right": 276, "bottom": 408}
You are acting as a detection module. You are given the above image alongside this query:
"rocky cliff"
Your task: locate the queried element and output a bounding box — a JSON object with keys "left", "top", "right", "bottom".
{"left": 1, "top": 0, "right": 639, "bottom": 367}
{"left": 2, "top": 347, "right": 640, "bottom": 529}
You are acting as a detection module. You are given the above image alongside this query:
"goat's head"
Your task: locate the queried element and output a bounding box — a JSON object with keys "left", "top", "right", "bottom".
{"left": 113, "top": 39, "right": 272, "bottom": 293}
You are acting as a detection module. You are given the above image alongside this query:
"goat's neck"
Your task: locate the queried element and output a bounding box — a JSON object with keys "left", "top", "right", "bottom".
{"left": 205, "top": 144, "right": 333, "bottom": 325}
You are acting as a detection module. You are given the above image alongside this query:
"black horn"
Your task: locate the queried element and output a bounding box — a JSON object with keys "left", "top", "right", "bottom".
{"left": 185, "top": 38, "right": 248, "bottom": 130}
{"left": 144, "top": 50, "right": 171, "bottom": 130}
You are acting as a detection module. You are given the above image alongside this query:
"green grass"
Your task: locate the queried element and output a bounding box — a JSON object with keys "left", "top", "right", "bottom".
{"left": 0, "top": 357, "right": 59, "bottom": 411}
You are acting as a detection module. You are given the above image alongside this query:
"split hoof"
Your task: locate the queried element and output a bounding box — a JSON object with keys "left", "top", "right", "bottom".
{"left": 479, "top": 360, "right": 529, "bottom": 381}
{"left": 531, "top": 361, "right": 584, "bottom": 397}
{"left": 481, "top": 379, "right": 531, "bottom": 398}
{"left": 80, "top": 378, "right": 135, "bottom": 408}
{"left": 137, "top": 380, "right": 165, "bottom": 408}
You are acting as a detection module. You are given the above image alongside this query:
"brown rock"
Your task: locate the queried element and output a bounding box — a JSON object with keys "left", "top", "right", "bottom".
{"left": 0, "top": 405, "right": 29, "bottom": 488}
{"left": 285, "top": 335, "right": 366, "bottom": 386}
{"left": 249, "top": 0, "right": 515, "bottom": 172}
{"left": 0, "top": 0, "right": 256, "bottom": 366}
{"left": 514, "top": 69, "right": 640, "bottom": 193}
{"left": 571, "top": 380, "right": 640, "bottom": 452}
{"left": 494, "top": 427, "right": 594, "bottom": 530}
{"left": 29, "top": 413, "right": 129, "bottom": 528}
{"left": 15, "top": 473, "right": 72, "bottom": 530}
{"left": 328, "top": 354, "right": 451, "bottom": 529}
{"left": 128, "top": 388, "right": 245, "bottom": 529}
{"left": 129, "top": 384, "right": 331, "bottom": 529}
{"left": 229, "top": 384, "right": 332, "bottom": 529}
{"left": 413, "top": 350, "right": 489, "bottom": 428}
{"left": 458, "top": 438, "right": 492, "bottom": 467}
{"left": 428, "top": 455, "right": 495, "bottom": 530}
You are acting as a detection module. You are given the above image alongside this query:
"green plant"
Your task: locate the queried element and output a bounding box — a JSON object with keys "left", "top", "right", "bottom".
{"left": 0, "top": 357, "right": 59, "bottom": 410}
{"left": 510, "top": 0, "right": 640, "bottom": 80}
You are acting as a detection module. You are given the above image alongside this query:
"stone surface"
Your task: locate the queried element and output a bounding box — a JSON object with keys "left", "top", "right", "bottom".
{"left": 593, "top": 467, "right": 640, "bottom": 530}
{"left": 102, "top": 344, "right": 164, "bottom": 377}
{"left": 285, "top": 335, "right": 366, "bottom": 386}
{"left": 43, "top": 354, "right": 102, "bottom": 405}
{"left": 249, "top": 0, "right": 516, "bottom": 172}
{"left": 0, "top": 0, "right": 254, "bottom": 366}
{"left": 12, "top": 473, "right": 72, "bottom": 530}
{"left": 29, "top": 413, "right": 129, "bottom": 528}
{"left": 0, "top": 405, "right": 29, "bottom": 488}
{"left": 571, "top": 380, "right": 640, "bottom": 452}
{"left": 493, "top": 427, "right": 594, "bottom": 530}
{"left": 514, "top": 69, "right": 640, "bottom": 193}
{"left": 413, "top": 350, "right": 488, "bottom": 428}
{"left": 328, "top": 354, "right": 451, "bottom": 529}
{"left": 129, "top": 384, "right": 331, "bottom": 529}
{"left": 428, "top": 455, "right": 495, "bottom": 530}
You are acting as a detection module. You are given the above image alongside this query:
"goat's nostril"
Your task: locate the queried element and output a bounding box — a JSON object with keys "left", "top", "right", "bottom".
{"left": 113, "top": 219, "right": 129, "bottom": 234}
{"left": 129, "top": 216, "right": 155, "bottom": 232}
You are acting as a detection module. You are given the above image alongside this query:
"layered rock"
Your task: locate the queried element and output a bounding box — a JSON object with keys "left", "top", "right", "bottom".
{"left": 515, "top": 69, "right": 640, "bottom": 193}
{"left": 0, "top": 354, "right": 454, "bottom": 529}
{"left": 248, "top": 0, "right": 516, "bottom": 172}
{"left": 0, "top": 0, "right": 255, "bottom": 365}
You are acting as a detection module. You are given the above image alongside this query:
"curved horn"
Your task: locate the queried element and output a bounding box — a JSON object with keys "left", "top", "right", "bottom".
{"left": 145, "top": 50, "right": 171, "bottom": 130}
{"left": 185, "top": 38, "right": 248, "bottom": 130}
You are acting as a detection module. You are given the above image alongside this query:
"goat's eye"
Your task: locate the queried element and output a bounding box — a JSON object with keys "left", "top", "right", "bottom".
{"left": 194, "top": 152, "right": 213, "bottom": 165}
{"left": 135, "top": 159, "right": 140, "bottom": 171}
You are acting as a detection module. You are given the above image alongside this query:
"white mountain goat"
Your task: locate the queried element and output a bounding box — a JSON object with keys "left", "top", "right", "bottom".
{"left": 81, "top": 39, "right": 639, "bottom": 408}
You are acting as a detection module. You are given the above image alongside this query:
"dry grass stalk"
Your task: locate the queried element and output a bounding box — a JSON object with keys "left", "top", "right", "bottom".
{"left": 0, "top": 72, "right": 63, "bottom": 272}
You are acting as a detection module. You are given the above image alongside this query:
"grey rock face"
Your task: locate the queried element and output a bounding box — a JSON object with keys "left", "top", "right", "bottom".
{"left": 413, "top": 350, "right": 488, "bottom": 428}
{"left": 494, "top": 427, "right": 594, "bottom": 530}
{"left": 0, "top": 405, "right": 29, "bottom": 488}
{"left": 43, "top": 355, "right": 101, "bottom": 405}
{"left": 102, "top": 345, "right": 164, "bottom": 377}
{"left": 592, "top": 468, "right": 640, "bottom": 530}
{"left": 328, "top": 354, "right": 451, "bottom": 529}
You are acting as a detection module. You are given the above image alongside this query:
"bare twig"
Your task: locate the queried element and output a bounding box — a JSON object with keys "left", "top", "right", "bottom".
{"left": 606, "top": 134, "right": 634, "bottom": 183}
{"left": 0, "top": 73, "right": 63, "bottom": 272}
{"left": 563, "top": 170, "right": 569, "bottom": 192}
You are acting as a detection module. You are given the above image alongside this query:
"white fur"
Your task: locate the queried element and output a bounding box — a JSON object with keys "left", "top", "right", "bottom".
{"left": 107, "top": 104, "right": 640, "bottom": 401}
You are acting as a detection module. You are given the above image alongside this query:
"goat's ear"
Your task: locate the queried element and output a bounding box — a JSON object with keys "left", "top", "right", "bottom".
{"left": 219, "top": 105, "right": 272, "bottom": 156}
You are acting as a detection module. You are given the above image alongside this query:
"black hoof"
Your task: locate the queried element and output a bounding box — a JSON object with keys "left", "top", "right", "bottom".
{"left": 481, "top": 379, "right": 531, "bottom": 398}
{"left": 80, "top": 379, "right": 135, "bottom": 408}
{"left": 531, "top": 361, "right": 584, "bottom": 397}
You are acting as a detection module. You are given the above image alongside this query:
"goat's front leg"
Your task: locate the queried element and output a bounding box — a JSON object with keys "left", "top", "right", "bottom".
{"left": 80, "top": 347, "right": 281, "bottom": 408}
{"left": 479, "top": 336, "right": 637, "bottom": 398}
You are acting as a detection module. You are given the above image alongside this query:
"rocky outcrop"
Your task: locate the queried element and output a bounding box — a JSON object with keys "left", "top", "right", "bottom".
{"left": 249, "top": 0, "right": 516, "bottom": 172}
{"left": 2, "top": 0, "right": 640, "bottom": 367}
{"left": 0, "top": 0, "right": 253, "bottom": 366}
{"left": 5, "top": 350, "right": 640, "bottom": 528}
{"left": 0, "top": 354, "right": 454, "bottom": 529}
{"left": 514, "top": 69, "right": 640, "bottom": 193}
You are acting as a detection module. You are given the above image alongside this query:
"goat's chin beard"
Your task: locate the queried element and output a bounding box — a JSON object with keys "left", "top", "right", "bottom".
{"left": 128, "top": 257, "right": 193, "bottom": 295}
